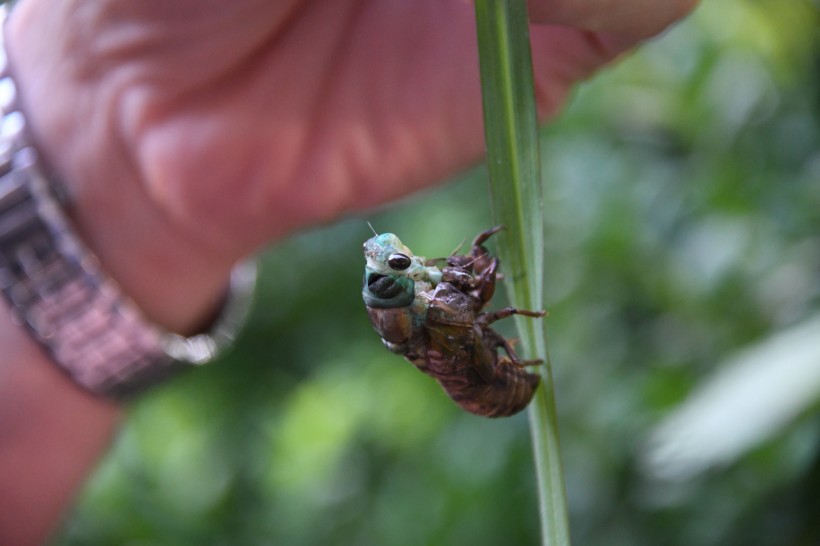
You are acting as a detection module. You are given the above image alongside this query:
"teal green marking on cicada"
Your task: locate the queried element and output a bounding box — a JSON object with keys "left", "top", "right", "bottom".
{"left": 362, "top": 227, "right": 546, "bottom": 418}
{"left": 362, "top": 232, "right": 441, "bottom": 310}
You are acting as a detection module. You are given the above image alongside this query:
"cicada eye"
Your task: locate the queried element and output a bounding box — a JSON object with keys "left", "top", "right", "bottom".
{"left": 387, "top": 253, "right": 411, "bottom": 270}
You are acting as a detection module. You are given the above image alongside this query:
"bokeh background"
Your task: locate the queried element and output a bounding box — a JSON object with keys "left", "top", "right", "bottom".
{"left": 54, "top": 1, "right": 820, "bottom": 545}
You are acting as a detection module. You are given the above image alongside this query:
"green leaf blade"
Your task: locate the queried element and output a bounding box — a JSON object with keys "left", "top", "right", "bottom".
{"left": 474, "top": 1, "right": 570, "bottom": 544}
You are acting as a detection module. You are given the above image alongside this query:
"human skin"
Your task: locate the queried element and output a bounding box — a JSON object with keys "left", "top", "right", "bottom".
{"left": 0, "top": 0, "right": 695, "bottom": 544}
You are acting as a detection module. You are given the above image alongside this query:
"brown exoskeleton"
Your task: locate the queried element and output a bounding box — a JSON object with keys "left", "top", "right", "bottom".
{"left": 362, "top": 226, "right": 544, "bottom": 417}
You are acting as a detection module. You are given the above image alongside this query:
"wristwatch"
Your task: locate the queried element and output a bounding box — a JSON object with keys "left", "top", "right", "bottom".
{"left": 0, "top": 6, "right": 257, "bottom": 399}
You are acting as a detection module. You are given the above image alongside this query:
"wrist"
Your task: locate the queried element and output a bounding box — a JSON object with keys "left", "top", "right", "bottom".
{"left": 0, "top": 302, "right": 120, "bottom": 546}
{"left": 1, "top": 3, "right": 257, "bottom": 399}
{"left": 4, "top": 2, "right": 235, "bottom": 335}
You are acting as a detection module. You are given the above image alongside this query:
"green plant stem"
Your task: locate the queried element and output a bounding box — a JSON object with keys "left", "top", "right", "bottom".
{"left": 473, "top": 1, "right": 570, "bottom": 544}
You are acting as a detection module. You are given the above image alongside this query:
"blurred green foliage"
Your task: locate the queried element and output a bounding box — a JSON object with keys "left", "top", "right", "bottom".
{"left": 54, "top": 1, "right": 820, "bottom": 545}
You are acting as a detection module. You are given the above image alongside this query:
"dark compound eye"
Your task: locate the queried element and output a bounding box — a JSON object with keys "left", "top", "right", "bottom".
{"left": 387, "top": 253, "right": 411, "bottom": 270}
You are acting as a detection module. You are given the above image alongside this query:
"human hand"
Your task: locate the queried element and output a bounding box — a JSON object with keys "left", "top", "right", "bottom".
{"left": 5, "top": 0, "right": 695, "bottom": 332}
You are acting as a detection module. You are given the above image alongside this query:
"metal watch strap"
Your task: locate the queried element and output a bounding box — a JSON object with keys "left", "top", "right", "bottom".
{"left": 0, "top": 6, "right": 257, "bottom": 399}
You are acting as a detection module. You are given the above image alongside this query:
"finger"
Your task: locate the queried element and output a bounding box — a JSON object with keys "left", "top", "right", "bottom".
{"left": 528, "top": 0, "right": 698, "bottom": 39}
{"left": 527, "top": 26, "right": 627, "bottom": 118}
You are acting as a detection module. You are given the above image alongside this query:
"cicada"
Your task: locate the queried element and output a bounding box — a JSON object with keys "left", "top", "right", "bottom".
{"left": 362, "top": 226, "right": 544, "bottom": 418}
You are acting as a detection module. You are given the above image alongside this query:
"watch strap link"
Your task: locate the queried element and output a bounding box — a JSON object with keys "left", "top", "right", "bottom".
{"left": 0, "top": 150, "right": 183, "bottom": 397}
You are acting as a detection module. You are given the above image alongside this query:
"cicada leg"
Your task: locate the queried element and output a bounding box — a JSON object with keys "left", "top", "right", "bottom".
{"left": 478, "top": 306, "right": 547, "bottom": 326}
{"left": 468, "top": 226, "right": 503, "bottom": 271}
{"left": 478, "top": 306, "right": 547, "bottom": 367}
{"left": 425, "top": 226, "right": 498, "bottom": 268}
{"left": 481, "top": 326, "right": 544, "bottom": 368}
{"left": 471, "top": 225, "right": 506, "bottom": 248}
{"left": 495, "top": 336, "right": 544, "bottom": 367}
{"left": 473, "top": 256, "right": 498, "bottom": 304}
